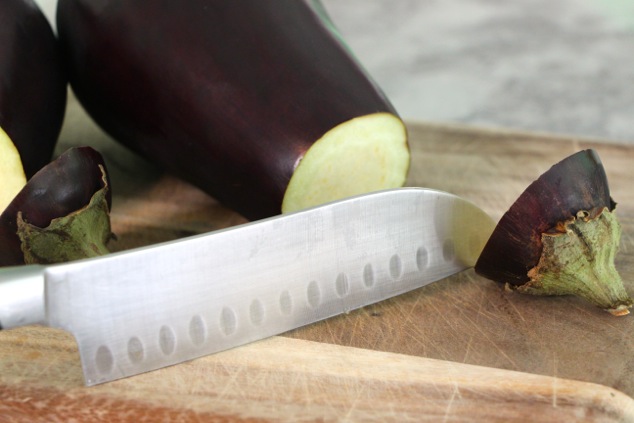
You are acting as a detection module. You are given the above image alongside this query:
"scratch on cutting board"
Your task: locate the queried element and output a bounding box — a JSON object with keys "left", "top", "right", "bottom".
{"left": 216, "top": 362, "right": 246, "bottom": 400}
{"left": 504, "top": 295, "right": 528, "bottom": 323}
{"left": 284, "top": 366, "right": 311, "bottom": 406}
{"left": 35, "top": 354, "right": 64, "bottom": 380}
{"left": 460, "top": 283, "right": 493, "bottom": 362}
{"left": 396, "top": 295, "right": 438, "bottom": 353}
{"left": 348, "top": 311, "right": 364, "bottom": 345}
{"left": 341, "top": 380, "right": 368, "bottom": 422}
{"left": 422, "top": 301, "right": 463, "bottom": 357}
{"left": 457, "top": 309, "right": 521, "bottom": 370}
{"left": 462, "top": 329, "right": 483, "bottom": 365}
{"left": 323, "top": 319, "right": 341, "bottom": 345}
{"left": 442, "top": 382, "right": 462, "bottom": 423}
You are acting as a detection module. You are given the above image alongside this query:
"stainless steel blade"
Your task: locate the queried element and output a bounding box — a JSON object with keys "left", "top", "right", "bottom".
{"left": 0, "top": 188, "right": 494, "bottom": 385}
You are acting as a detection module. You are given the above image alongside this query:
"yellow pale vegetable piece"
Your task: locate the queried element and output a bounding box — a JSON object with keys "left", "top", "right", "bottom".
{"left": 0, "top": 126, "right": 27, "bottom": 213}
{"left": 282, "top": 112, "right": 410, "bottom": 213}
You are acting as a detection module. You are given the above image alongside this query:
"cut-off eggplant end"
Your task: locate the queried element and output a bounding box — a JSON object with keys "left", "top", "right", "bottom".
{"left": 517, "top": 207, "right": 632, "bottom": 316}
{"left": 281, "top": 113, "right": 409, "bottom": 213}
{"left": 475, "top": 149, "right": 631, "bottom": 316}
{"left": 0, "top": 147, "right": 112, "bottom": 267}
{"left": 18, "top": 164, "right": 113, "bottom": 264}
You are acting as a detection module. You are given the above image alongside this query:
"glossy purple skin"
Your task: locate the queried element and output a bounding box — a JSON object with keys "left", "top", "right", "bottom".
{"left": 0, "top": 0, "right": 67, "bottom": 177}
{"left": 474, "top": 149, "right": 615, "bottom": 287}
{"left": 0, "top": 147, "right": 110, "bottom": 266}
{"left": 56, "top": 0, "right": 398, "bottom": 220}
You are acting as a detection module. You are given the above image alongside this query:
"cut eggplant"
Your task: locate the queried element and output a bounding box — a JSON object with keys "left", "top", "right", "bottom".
{"left": 0, "top": 0, "right": 67, "bottom": 182}
{"left": 0, "top": 127, "right": 26, "bottom": 214}
{"left": 0, "top": 147, "right": 112, "bottom": 266}
{"left": 475, "top": 150, "right": 632, "bottom": 315}
{"left": 56, "top": 0, "right": 410, "bottom": 220}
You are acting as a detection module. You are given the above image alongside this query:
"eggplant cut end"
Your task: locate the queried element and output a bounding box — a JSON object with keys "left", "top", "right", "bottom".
{"left": 281, "top": 112, "right": 409, "bottom": 213}
{"left": 0, "top": 126, "right": 27, "bottom": 213}
{"left": 474, "top": 149, "right": 632, "bottom": 315}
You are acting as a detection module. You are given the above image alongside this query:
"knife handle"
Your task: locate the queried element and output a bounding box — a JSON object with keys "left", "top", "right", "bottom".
{"left": 0, "top": 265, "right": 46, "bottom": 330}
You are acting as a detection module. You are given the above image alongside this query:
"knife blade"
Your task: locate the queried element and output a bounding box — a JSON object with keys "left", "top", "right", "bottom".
{"left": 0, "top": 188, "right": 494, "bottom": 386}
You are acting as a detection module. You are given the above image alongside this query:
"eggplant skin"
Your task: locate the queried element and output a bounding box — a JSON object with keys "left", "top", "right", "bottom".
{"left": 57, "top": 0, "right": 403, "bottom": 220}
{"left": 475, "top": 149, "right": 615, "bottom": 286}
{"left": 0, "top": 147, "right": 110, "bottom": 267}
{"left": 0, "top": 0, "right": 67, "bottom": 178}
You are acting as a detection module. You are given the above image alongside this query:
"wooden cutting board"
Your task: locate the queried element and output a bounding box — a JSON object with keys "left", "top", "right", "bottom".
{"left": 1, "top": 96, "right": 634, "bottom": 421}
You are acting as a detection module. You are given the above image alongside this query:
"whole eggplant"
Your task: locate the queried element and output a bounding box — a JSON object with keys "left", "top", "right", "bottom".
{"left": 0, "top": 0, "right": 67, "bottom": 178}
{"left": 57, "top": 0, "right": 410, "bottom": 220}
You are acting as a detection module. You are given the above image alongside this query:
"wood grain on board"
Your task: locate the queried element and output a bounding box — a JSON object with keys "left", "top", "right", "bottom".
{"left": 1, "top": 327, "right": 632, "bottom": 422}
{"left": 1, "top": 97, "right": 634, "bottom": 421}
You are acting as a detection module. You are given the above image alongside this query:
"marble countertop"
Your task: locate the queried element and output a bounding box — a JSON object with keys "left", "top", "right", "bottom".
{"left": 322, "top": 0, "right": 634, "bottom": 144}
{"left": 36, "top": 0, "right": 634, "bottom": 144}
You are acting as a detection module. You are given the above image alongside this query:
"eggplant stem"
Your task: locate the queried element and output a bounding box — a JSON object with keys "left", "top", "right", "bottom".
{"left": 519, "top": 207, "right": 632, "bottom": 315}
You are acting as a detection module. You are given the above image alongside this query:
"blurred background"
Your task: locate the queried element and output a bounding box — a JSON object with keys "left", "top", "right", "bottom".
{"left": 36, "top": 0, "right": 634, "bottom": 144}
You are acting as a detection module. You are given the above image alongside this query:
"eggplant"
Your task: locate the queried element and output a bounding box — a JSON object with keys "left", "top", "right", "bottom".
{"left": 56, "top": 0, "right": 410, "bottom": 220}
{"left": 0, "top": 0, "right": 67, "bottom": 193}
{"left": 475, "top": 150, "right": 632, "bottom": 316}
{"left": 0, "top": 1, "right": 113, "bottom": 266}
{"left": 0, "top": 147, "right": 113, "bottom": 266}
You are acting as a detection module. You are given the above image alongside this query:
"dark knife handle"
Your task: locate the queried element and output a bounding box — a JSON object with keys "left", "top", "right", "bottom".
{"left": 0, "top": 265, "right": 46, "bottom": 330}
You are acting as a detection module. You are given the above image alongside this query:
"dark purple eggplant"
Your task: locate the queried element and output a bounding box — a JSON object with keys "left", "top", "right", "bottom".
{"left": 475, "top": 149, "right": 632, "bottom": 316}
{"left": 0, "top": 0, "right": 67, "bottom": 179}
{"left": 0, "top": 147, "right": 113, "bottom": 266}
{"left": 56, "top": 0, "right": 410, "bottom": 221}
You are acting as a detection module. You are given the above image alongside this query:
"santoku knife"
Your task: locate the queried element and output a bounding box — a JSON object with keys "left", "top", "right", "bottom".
{"left": 0, "top": 188, "right": 494, "bottom": 385}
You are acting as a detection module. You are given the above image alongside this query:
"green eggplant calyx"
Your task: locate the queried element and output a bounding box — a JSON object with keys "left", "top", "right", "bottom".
{"left": 517, "top": 207, "right": 632, "bottom": 316}
{"left": 17, "top": 165, "right": 113, "bottom": 264}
